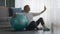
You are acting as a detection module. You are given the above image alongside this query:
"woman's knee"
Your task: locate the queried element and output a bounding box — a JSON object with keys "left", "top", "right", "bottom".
{"left": 39, "top": 17, "right": 43, "bottom": 20}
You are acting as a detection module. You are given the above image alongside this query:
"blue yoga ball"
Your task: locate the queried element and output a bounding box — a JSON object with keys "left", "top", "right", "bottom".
{"left": 10, "top": 13, "right": 28, "bottom": 30}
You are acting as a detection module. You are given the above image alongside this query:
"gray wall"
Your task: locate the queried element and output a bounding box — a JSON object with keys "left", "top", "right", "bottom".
{"left": 0, "top": 6, "right": 9, "bottom": 17}
{"left": 0, "top": 6, "right": 9, "bottom": 21}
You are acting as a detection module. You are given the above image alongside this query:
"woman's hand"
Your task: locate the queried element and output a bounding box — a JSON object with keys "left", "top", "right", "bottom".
{"left": 44, "top": 5, "right": 46, "bottom": 11}
{"left": 40, "top": 5, "right": 46, "bottom": 14}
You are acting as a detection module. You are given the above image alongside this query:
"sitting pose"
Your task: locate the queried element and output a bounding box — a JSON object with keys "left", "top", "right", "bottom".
{"left": 13, "top": 5, "right": 49, "bottom": 30}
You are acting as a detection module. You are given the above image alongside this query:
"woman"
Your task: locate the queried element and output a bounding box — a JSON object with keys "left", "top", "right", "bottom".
{"left": 13, "top": 5, "right": 49, "bottom": 30}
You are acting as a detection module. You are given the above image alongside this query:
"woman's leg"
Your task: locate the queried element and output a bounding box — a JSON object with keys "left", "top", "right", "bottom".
{"left": 35, "top": 17, "right": 50, "bottom": 30}
{"left": 26, "top": 17, "right": 45, "bottom": 30}
{"left": 36, "top": 17, "right": 46, "bottom": 28}
{"left": 26, "top": 17, "right": 50, "bottom": 30}
{"left": 26, "top": 21, "right": 37, "bottom": 30}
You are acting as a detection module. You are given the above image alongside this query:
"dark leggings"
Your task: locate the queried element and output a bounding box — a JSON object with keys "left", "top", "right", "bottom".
{"left": 26, "top": 17, "right": 45, "bottom": 30}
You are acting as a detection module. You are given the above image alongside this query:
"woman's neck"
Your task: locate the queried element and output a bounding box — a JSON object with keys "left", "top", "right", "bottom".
{"left": 23, "top": 10, "right": 29, "bottom": 13}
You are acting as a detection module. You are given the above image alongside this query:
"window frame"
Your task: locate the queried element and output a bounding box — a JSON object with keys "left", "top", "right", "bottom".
{"left": 0, "top": 0, "right": 15, "bottom": 7}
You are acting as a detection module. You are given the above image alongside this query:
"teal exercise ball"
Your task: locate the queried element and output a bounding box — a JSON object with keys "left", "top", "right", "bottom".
{"left": 10, "top": 13, "right": 28, "bottom": 30}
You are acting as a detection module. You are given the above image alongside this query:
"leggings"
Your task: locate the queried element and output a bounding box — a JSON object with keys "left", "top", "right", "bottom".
{"left": 26, "top": 17, "right": 45, "bottom": 30}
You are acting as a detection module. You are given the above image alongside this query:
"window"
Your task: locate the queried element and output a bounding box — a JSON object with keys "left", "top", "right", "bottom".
{"left": 0, "top": 0, "right": 5, "bottom": 6}
{"left": 6, "top": 0, "right": 15, "bottom": 7}
{"left": 0, "top": 0, "right": 15, "bottom": 7}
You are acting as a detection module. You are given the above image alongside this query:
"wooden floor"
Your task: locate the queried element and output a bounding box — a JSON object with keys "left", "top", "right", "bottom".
{"left": 0, "top": 26, "right": 52, "bottom": 34}
{"left": 0, "top": 22, "right": 59, "bottom": 34}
